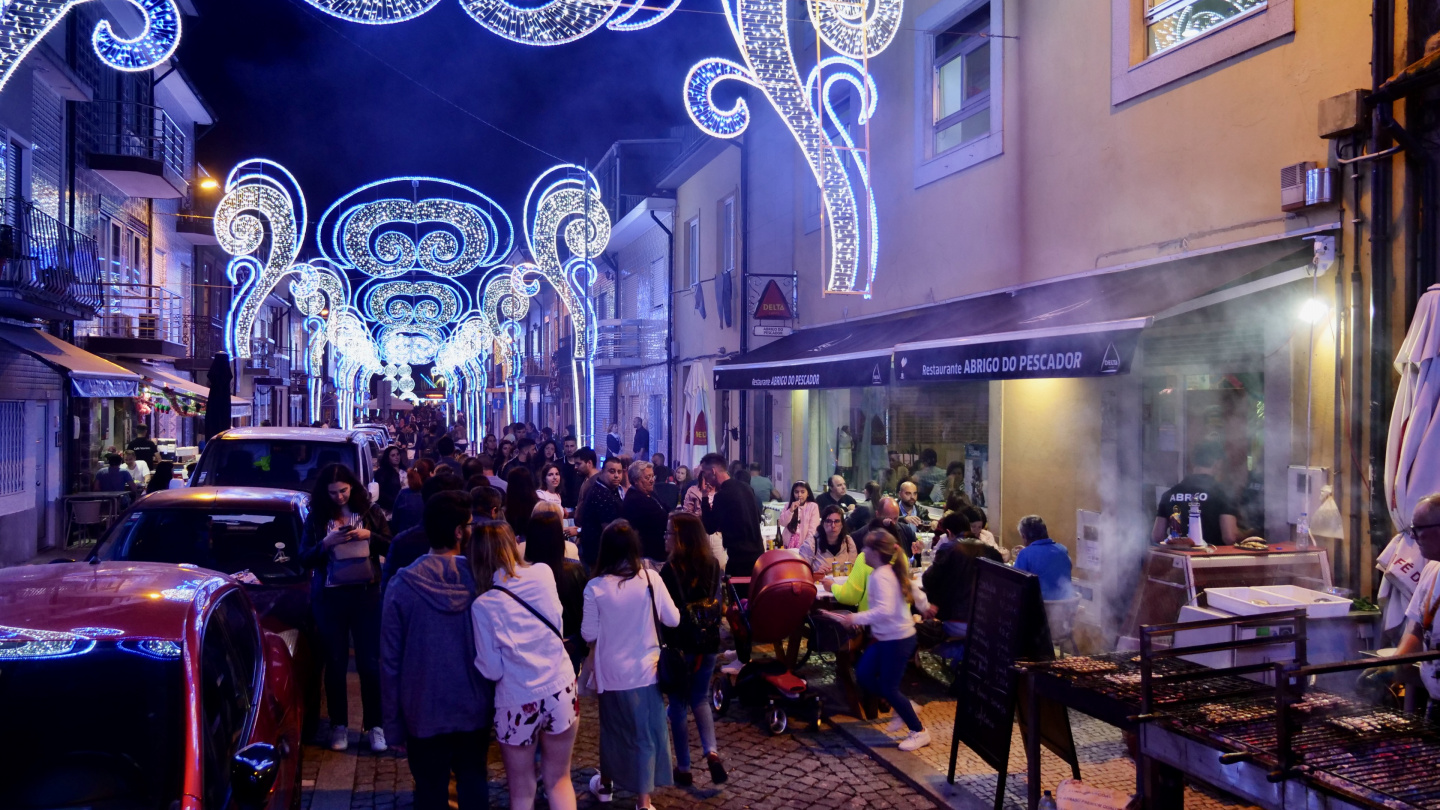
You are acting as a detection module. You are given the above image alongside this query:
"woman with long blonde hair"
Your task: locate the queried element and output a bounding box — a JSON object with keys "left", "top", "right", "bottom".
{"left": 468, "top": 520, "right": 578, "bottom": 810}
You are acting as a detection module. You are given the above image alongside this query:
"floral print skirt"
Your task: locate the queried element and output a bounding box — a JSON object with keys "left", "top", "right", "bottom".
{"left": 494, "top": 681, "right": 579, "bottom": 746}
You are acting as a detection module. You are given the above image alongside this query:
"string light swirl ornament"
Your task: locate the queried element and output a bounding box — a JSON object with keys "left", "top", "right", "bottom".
{"left": 92, "top": 0, "right": 181, "bottom": 71}
{"left": 300, "top": 0, "right": 441, "bottom": 24}
{"left": 214, "top": 159, "right": 307, "bottom": 358}
{"left": 0, "top": 0, "right": 183, "bottom": 96}
{"left": 684, "top": 0, "right": 884, "bottom": 295}
{"left": 318, "top": 176, "right": 512, "bottom": 278}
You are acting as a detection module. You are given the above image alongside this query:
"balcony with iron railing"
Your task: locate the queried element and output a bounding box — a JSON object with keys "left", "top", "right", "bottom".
{"left": 77, "top": 282, "right": 188, "bottom": 359}
{"left": 595, "top": 319, "right": 666, "bottom": 368}
{"left": 0, "top": 198, "right": 101, "bottom": 321}
{"left": 80, "top": 100, "right": 188, "bottom": 199}
{"left": 176, "top": 313, "right": 226, "bottom": 371}
{"left": 245, "top": 338, "right": 294, "bottom": 382}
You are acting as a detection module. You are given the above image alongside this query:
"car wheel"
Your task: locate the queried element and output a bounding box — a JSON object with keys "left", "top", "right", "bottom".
{"left": 765, "top": 703, "right": 787, "bottom": 736}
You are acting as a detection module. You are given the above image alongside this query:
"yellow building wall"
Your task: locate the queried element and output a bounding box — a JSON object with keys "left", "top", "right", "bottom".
{"left": 997, "top": 377, "right": 1103, "bottom": 556}
{"left": 781, "top": 0, "right": 1375, "bottom": 327}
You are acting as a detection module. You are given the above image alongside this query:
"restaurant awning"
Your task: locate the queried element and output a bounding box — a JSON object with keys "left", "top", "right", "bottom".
{"left": 0, "top": 323, "right": 141, "bottom": 397}
{"left": 112, "top": 359, "right": 251, "bottom": 415}
{"left": 714, "top": 225, "right": 1334, "bottom": 389}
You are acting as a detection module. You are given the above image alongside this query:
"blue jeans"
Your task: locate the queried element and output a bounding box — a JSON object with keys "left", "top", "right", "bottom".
{"left": 856, "top": 635, "right": 922, "bottom": 732}
{"left": 665, "top": 653, "right": 718, "bottom": 770}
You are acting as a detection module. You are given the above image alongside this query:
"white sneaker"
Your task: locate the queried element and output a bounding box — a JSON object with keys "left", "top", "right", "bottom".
{"left": 898, "top": 728, "right": 932, "bottom": 752}
{"left": 589, "top": 773, "right": 613, "bottom": 803}
{"left": 329, "top": 725, "right": 349, "bottom": 751}
{"left": 886, "top": 702, "right": 916, "bottom": 733}
{"left": 367, "top": 727, "right": 387, "bottom": 753}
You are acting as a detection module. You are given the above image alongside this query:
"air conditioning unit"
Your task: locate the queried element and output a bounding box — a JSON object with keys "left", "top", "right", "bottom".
{"left": 137, "top": 314, "right": 159, "bottom": 340}
{"left": 1281, "top": 161, "right": 1336, "bottom": 212}
{"left": 103, "top": 314, "right": 134, "bottom": 337}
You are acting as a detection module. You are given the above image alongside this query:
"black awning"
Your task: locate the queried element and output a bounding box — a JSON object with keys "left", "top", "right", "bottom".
{"left": 0, "top": 324, "right": 141, "bottom": 397}
{"left": 895, "top": 321, "right": 1144, "bottom": 383}
{"left": 714, "top": 229, "right": 1327, "bottom": 389}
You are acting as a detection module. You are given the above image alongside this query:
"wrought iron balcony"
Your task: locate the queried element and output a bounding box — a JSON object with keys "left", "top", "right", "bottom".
{"left": 245, "top": 339, "right": 294, "bottom": 381}
{"left": 0, "top": 198, "right": 101, "bottom": 321}
{"left": 595, "top": 318, "right": 666, "bottom": 368}
{"left": 77, "top": 282, "right": 188, "bottom": 359}
{"left": 176, "top": 314, "right": 225, "bottom": 371}
{"left": 80, "top": 100, "right": 188, "bottom": 198}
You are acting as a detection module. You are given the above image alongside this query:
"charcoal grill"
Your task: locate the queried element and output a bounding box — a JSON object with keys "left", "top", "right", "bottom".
{"left": 1017, "top": 608, "right": 1440, "bottom": 810}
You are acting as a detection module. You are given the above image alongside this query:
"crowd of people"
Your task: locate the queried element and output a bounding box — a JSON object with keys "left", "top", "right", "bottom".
{"left": 294, "top": 405, "right": 1074, "bottom": 810}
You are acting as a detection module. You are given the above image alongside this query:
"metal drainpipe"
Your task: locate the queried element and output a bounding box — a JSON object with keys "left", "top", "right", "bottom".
{"left": 737, "top": 138, "right": 749, "bottom": 466}
{"left": 651, "top": 208, "right": 674, "bottom": 464}
{"left": 1349, "top": 132, "right": 1364, "bottom": 595}
{"left": 1368, "top": 0, "right": 1395, "bottom": 575}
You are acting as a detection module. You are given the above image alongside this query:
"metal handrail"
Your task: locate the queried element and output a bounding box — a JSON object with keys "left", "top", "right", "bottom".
{"left": 81, "top": 100, "right": 188, "bottom": 183}
{"left": 76, "top": 282, "right": 186, "bottom": 344}
{"left": 0, "top": 197, "right": 101, "bottom": 312}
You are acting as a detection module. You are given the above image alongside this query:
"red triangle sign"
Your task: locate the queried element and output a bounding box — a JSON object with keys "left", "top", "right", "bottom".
{"left": 753, "top": 280, "right": 794, "bottom": 320}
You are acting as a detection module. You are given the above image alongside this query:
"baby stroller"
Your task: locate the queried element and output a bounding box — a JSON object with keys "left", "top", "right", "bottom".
{"left": 712, "top": 550, "right": 822, "bottom": 734}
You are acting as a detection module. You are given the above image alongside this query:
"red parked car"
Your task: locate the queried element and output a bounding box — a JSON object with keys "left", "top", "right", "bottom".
{"left": 0, "top": 561, "right": 303, "bottom": 810}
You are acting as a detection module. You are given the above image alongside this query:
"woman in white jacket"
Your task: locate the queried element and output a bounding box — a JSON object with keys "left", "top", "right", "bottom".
{"left": 469, "top": 520, "right": 578, "bottom": 810}
{"left": 821, "top": 526, "right": 935, "bottom": 752}
{"left": 582, "top": 519, "right": 680, "bottom": 810}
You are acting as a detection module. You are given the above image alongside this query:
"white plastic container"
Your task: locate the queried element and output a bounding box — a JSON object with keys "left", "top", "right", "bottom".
{"left": 1253, "top": 585, "right": 1351, "bottom": 618}
{"left": 1204, "top": 587, "right": 1303, "bottom": 616}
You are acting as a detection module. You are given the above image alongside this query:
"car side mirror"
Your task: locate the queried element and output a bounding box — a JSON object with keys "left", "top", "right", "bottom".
{"left": 231, "top": 742, "right": 280, "bottom": 809}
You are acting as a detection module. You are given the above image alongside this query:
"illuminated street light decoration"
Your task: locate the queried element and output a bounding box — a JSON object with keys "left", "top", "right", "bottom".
{"left": 0, "top": 0, "right": 182, "bottom": 95}
{"left": 92, "top": 0, "right": 181, "bottom": 71}
{"left": 317, "top": 176, "right": 512, "bottom": 278}
{"left": 214, "top": 159, "right": 306, "bottom": 359}
{"left": 295, "top": 0, "right": 896, "bottom": 297}
{"left": 685, "top": 0, "right": 890, "bottom": 295}
{"left": 301, "top": 0, "right": 441, "bottom": 24}
{"left": 219, "top": 161, "right": 611, "bottom": 432}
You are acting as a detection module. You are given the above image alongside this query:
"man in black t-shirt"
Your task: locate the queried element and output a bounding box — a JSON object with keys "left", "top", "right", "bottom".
{"left": 1151, "top": 442, "right": 1240, "bottom": 546}
{"left": 126, "top": 425, "right": 158, "bottom": 465}
{"left": 814, "top": 474, "right": 858, "bottom": 514}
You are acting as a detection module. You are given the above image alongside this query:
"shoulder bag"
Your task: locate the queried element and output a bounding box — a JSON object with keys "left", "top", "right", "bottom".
{"left": 646, "top": 570, "right": 688, "bottom": 695}
{"left": 491, "top": 585, "right": 562, "bottom": 639}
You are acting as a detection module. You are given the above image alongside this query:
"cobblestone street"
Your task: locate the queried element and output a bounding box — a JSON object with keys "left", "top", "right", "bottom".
{"left": 301, "top": 670, "right": 941, "bottom": 810}
{"left": 303, "top": 655, "right": 1267, "bottom": 810}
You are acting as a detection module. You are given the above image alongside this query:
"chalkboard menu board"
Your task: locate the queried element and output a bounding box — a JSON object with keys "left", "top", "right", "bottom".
{"left": 948, "top": 560, "right": 1076, "bottom": 809}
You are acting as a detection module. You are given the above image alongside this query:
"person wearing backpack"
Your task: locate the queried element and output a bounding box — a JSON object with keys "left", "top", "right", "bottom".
{"left": 469, "top": 519, "right": 579, "bottom": 810}
{"left": 659, "top": 512, "right": 728, "bottom": 787}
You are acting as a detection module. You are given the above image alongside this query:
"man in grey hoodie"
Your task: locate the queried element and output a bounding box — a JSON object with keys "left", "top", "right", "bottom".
{"left": 381, "top": 491, "right": 494, "bottom": 810}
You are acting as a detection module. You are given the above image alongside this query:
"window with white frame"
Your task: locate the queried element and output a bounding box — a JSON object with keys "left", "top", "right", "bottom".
{"left": 933, "top": 5, "right": 991, "bottom": 156}
{"left": 1145, "top": 0, "right": 1266, "bottom": 56}
{"left": 686, "top": 217, "right": 700, "bottom": 287}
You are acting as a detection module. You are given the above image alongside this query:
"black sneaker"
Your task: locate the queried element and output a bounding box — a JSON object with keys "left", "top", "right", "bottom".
{"left": 707, "top": 755, "right": 728, "bottom": 785}
{"left": 673, "top": 768, "right": 693, "bottom": 787}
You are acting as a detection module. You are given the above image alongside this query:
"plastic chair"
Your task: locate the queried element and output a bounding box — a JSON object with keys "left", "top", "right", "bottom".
{"left": 67, "top": 500, "right": 109, "bottom": 546}
{"left": 1044, "top": 595, "right": 1082, "bottom": 655}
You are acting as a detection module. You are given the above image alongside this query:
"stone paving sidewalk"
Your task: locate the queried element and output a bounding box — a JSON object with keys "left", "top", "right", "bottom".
{"left": 302, "top": 668, "right": 941, "bottom": 810}
{"left": 806, "top": 651, "right": 1261, "bottom": 810}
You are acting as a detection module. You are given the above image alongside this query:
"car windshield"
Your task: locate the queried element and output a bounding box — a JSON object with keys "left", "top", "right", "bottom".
{"left": 193, "top": 438, "right": 360, "bottom": 491}
{"left": 98, "top": 508, "right": 304, "bottom": 583}
{"left": 0, "top": 642, "right": 183, "bottom": 809}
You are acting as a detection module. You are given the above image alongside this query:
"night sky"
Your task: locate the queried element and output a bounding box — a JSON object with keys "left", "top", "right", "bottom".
{"left": 181, "top": 0, "right": 730, "bottom": 223}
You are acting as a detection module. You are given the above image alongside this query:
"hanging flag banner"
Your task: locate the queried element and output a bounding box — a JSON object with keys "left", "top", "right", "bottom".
{"left": 893, "top": 328, "right": 1142, "bottom": 383}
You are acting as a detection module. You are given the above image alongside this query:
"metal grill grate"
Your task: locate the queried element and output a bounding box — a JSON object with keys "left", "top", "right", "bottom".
{"left": 0, "top": 401, "right": 24, "bottom": 496}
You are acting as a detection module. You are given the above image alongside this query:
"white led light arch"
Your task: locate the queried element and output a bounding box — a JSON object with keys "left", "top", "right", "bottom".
{"left": 296, "top": 0, "right": 900, "bottom": 296}
{"left": 218, "top": 161, "right": 610, "bottom": 434}
{"left": 0, "top": 0, "right": 183, "bottom": 96}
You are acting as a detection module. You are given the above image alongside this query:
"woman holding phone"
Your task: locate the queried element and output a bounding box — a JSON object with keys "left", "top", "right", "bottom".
{"left": 300, "top": 463, "right": 392, "bottom": 753}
